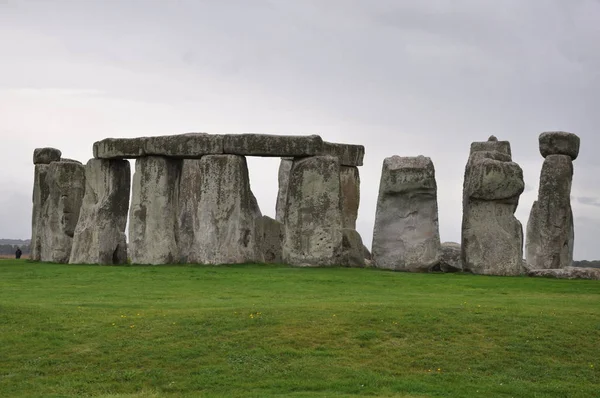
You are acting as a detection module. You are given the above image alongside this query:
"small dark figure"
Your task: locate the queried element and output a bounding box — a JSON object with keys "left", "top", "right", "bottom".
{"left": 15, "top": 247, "right": 22, "bottom": 259}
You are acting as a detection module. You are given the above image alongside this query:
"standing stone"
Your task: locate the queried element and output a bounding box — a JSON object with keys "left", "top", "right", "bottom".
{"left": 69, "top": 159, "right": 130, "bottom": 264}
{"left": 340, "top": 166, "right": 360, "bottom": 229}
{"left": 372, "top": 156, "right": 441, "bottom": 272}
{"left": 30, "top": 164, "right": 51, "bottom": 261}
{"left": 256, "top": 215, "right": 284, "bottom": 263}
{"left": 275, "top": 158, "right": 293, "bottom": 223}
{"left": 437, "top": 242, "right": 462, "bottom": 273}
{"left": 462, "top": 137, "right": 525, "bottom": 276}
{"left": 526, "top": 132, "right": 579, "bottom": 269}
{"left": 129, "top": 156, "right": 182, "bottom": 264}
{"left": 338, "top": 229, "right": 366, "bottom": 267}
{"left": 282, "top": 156, "right": 343, "bottom": 266}
{"left": 178, "top": 155, "right": 263, "bottom": 265}
{"left": 39, "top": 161, "right": 86, "bottom": 263}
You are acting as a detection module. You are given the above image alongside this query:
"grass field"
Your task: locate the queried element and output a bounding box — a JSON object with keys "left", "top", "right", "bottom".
{"left": 0, "top": 260, "right": 599, "bottom": 398}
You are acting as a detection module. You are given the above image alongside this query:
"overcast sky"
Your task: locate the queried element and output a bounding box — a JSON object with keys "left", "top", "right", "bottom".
{"left": 1, "top": 0, "right": 599, "bottom": 260}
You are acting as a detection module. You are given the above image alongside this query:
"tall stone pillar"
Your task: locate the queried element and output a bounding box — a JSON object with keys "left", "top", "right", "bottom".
{"left": 178, "top": 155, "right": 263, "bottom": 265}
{"left": 275, "top": 158, "right": 293, "bottom": 222}
{"left": 129, "top": 156, "right": 181, "bottom": 264}
{"left": 40, "top": 160, "right": 86, "bottom": 263}
{"left": 282, "top": 156, "right": 344, "bottom": 266}
{"left": 69, "top": 159, "right": 131, "bottom": 265}
{"left": 526, "top": 132, "right": 580, "bottom": 269}
{"left": 461, "top": 136, "right": 525, "bottom": 275}
{"left": 340, "top": 166, "right": 360, "bottom": 230}
{"left": 372, "top": 156, "right": 441, "bottom": 272}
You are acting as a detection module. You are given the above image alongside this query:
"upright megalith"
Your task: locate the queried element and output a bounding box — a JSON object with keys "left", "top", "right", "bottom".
{"left": 462, "top": 136, "right": 525, "bottom": 275}
{"left": 282, "top": 156, "right": 343, "bottom": 266}
{"left": 256, "top": 215, "right": 284, "bottom": 264}
{"left": 340, "top": 166, "right": 360, "bottom": 229}
{"left": 69, "top": 159, "right": 131, "bottom": 265}
{"left": 33, "top": 147, "right": 61, "bottom": 165}
{"left": 39, "top": 161, "right": 86, "bottom": 263}
{"left": 372, "top": 156, "right": 441, "bottom": 272}
{"left": 526, "top": 132, "right": 579, "bottom": 269}
{"left": 178, "top": 155, "right": 263, "bottom": 264}
{"left": 31, "top": 168, "right": 52, "bottom": 261}
{"left": 275, "top": 158, "right": 293, "bottom": 223}
{"left": 129, "top": 156, "right": 182, "bottom": 264}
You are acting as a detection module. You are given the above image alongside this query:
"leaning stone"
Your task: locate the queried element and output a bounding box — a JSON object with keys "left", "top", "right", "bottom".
{"left": 69, "top": 159, "right": 130, "bottom": 265}
{"left": 275, "top": 158, "right": 294, "bottom": 223}
{"left": 372, "top": 156, "right": 441, "bottom": 272}
{"left": 526, "top": 155, "right": 574, "bottom": 269}
{"left": 129, "top": 156, "right": 182, "bottom": 264}
{"left": 527, "top": 267, "right": 600, "bottom": 280}
{"left": 340, "top": 166, "right": 360, "bottom": 229}
{"left": 256, "top": 215, "right": 284, "bottom": 264}
{"left": 337, "top": 229, "right": 366, "bottom": 267}
{"left": 39, "top": 161, "right": 86, "bottom": 263}
{"left": 321, "top": 141, "right": 365, "bottom": 166}
{"left": 469, "top": 137, "right": 512, "bottom": 158}
{"left": 93, "top": 137, "right": 147, "bottom": 159}
{"left": 223, "top": 134, "right": 323, "bottom": 157}
{"left": 539, "top": 131, "right": 580, "bottom": 160}
{"left": 178, "top": 155, "right": 263, "bottom": 264}
{"left": 437, "top": 242, "right": 462, "bottom": 272}
{"left": 30, "top": 164, "right": 51, "bottom": 261}
{"left": 282, "top": 156, "right": 343, "bottom": 266}
{"left": 144, "top": 133, "right": 224, "bottom": 158}
{"left": 33, "top": 147, "right": 61, "bottom": 164}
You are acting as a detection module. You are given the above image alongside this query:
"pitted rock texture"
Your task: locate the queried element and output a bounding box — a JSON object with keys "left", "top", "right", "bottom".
{"left": 462, "top": 139, "right": 524, "bottom": 276}
{"left": 178, "top": 155, "right": 263, "bottom": 265}
{"left": 322, "top": 142, "right": 365, "bottom": 166}
{"left": 539, "top": 131, "right": 580, "bottom": 160}
{"left": 33, "top": 147, "right": 61, "bottom": 164}
{"left": 282, "top": 156, "right": 343, "bottom": 266}
{"left": 129, "top": 156, "right": 182, "bottom": 264}
{"left": 30, "top": 164, "right": 51, "bottom": 261}
{"left": 224, "top": 134, "right": 323, "bottom": 157}
{"left": 38, "top": 161, "right": 86, "bottom": 263}
{"left": 256, "top": 215, "right": 284, "bottom": 264}
{"left": 275, "top": 158, "right": 293, "bottom": 223}
{"left": 526, "top": 154, "right": 574, "bottom": 269}
{"left": 528, "top": 267, "right": 599, "bottom": 280}
{"left": 94, "top": 134, "right": 224, "bottom": 159}
{"left": 372, "top": 156, "right": 441, "bottom": 272}
{"left": 469, "top": 139, "right": 512, "bottom": 158}
{"left": 340, "top": 166, "right": 360, "bottom": 229}
{"left": 69, "top": 159, "right": 131, "bottom": 265}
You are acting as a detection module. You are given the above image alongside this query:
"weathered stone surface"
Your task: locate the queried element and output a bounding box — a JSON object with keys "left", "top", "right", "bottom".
{"left": 462, "top": 139, "right": 524, "bottom": 276}
{"left": 129, "top": 156, "right": 182, "bottom": 264}
{"left": 59, "top": 158, "right": 83, "bottom": 164}
{"left": 33, "top": 147, "right": 61, "bottom": 164}
{"left": 282, "top": 156, "right": 343, "bottom": 266}
{"left": 30, "top": 164, "right": 51, "bottom": 261}
{"left": 372, "top": 156, "right": 441, "bottom": 272}
{"left": 340, "top": 166, "right": 360, "bottom": 229}
{"left": 539, "top": 131, "right": 580, "bottom": 160}
{"left": 526, "top": 155, "right": 574, "bottom": 269}
{"left": 322, "top": 141, "right": 365, "bottom": 166}
{"left": 436, "top": 242, "right": 462, "bottom": 272}
{"left": 94, "top": 137, "right": 147, "bottom": 159}
{"left": 256, "top": 215, "right": 283, "bottom": 263}
{"left": 69, "top": 159, "right": 130, "bottom": 265}
{"left": 469, "top": 139, "right": 512, "bottom": 157}
{"left": 337, "top": 229, "right": 366, "bottom": 267}
{"left": 178, "top": 155, "right": 263, "bottom": 264}
{"left": 465, "top": 158, "right": 525, "bottom": 202}
{"left": 145, "top": 133, "right": 224, "bottom": 158}
{"left": 528, "top": 267, "right": 600, "bottom": 280}
{"left": 39, "top": 161, "right": 86, "bottom": 263}
{"left": 223, "top": 134, "right": 323, "bottom": 157}
{"left": 275, "top": 158, "right": 293, "bottom": 223}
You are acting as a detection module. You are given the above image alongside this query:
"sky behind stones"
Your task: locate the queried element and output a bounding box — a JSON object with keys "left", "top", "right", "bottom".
{"left": 1, "top": 0, "right": 599, "bottom": 259}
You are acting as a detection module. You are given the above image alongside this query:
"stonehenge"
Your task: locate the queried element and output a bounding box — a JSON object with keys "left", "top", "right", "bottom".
{"left": 29, "top": 131, "right": 583, "bottom": 276}
{"left": 31, "top": 133, "right": 366, "bottom": 267}
{"left": 526, "top": 132, "right": 580, "bottom": 269}
{"left": 372, "top": 156, "right": 441, "bottom": 272}
{"left": 461, "top": 136, "right": 525, "bottom": 276}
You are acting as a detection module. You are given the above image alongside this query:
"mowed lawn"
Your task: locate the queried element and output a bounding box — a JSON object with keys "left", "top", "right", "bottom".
{"left": 0, "top": 261, "right": 599, "bottom": 398}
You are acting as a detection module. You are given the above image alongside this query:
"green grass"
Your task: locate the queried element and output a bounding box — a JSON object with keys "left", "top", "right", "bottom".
{"left": 1, "top": 260, "right": 599, "bottom": 398}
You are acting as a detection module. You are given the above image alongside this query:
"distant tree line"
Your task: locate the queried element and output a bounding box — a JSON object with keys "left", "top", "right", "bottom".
{"left": 572, "top": 260, "right": 600, "bottom": 268}
{"left": 0, "top": 244, "right": 30, "bottom": 255}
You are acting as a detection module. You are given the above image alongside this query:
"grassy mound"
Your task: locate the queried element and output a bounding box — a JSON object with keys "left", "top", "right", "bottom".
{"left": 0, "top": 260, "right": 598, "bottom": 397}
